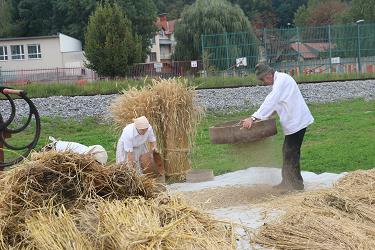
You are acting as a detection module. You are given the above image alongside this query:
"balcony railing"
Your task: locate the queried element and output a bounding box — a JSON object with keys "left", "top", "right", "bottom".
{"left": 160, "top": 53, "right": 172, "bottom": 60}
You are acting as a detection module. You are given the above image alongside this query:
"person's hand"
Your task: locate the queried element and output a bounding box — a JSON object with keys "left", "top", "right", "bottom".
{"left": 126, "top": 160, "right": 137, "bottom": 168}
{"left": 241, "top": 118, "right": 253, "bottom": 129}
{"left": 152, "top": 146, "right": 158, "bottom": 153}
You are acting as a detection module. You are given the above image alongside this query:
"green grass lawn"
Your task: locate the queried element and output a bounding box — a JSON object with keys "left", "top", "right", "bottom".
{"left": 2, "top": 72, "right": 375, "bottom": 99}
{"left": 194, "top": 99, "right": 375, "bottom": 174}
{"left": 5, "top": 99, "right": 374, "bottom": 175}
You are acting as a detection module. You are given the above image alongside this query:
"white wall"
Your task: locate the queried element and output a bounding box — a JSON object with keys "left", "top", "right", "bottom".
{"left": 147, "top": 34, "right": 161, "bottom": 63}
{"left": 59, "top": 33, "right": 82, "bottom": 53}
{"left": 0, "top": 34, "right": 84, "bottom": 71}
{"left": 0, "top": 38, "right": 62, "bottom": 71}
{"left": 62, "top": 51, "right": 85, "bottom": 67}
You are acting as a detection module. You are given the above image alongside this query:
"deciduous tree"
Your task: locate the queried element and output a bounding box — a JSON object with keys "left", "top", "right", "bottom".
{"left": 174, "top": 0, "right": 257, "bottom": 61}
{"left": 84, "top": 2, "right": 142, "bottom": 77}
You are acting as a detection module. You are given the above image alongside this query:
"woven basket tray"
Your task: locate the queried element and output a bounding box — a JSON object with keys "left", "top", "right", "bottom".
{"left": 209, "top": 118, "right": 277, "bottom": 144}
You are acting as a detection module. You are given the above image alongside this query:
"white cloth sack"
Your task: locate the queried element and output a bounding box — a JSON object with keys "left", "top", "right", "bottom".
{"left": 50, "top": 137, "right": 108, "bottom": 164}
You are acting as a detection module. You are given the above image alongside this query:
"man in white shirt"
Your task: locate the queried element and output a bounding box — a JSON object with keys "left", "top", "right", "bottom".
{"left": 242, "top": 64, "right": 314, "bottom": 190}
{"left": 116, "top": 116, "right": 158, "bottom": 173}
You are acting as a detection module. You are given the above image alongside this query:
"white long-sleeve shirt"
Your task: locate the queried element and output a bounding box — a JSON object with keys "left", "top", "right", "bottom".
{"left": 252, "top": 71, "right": 314, "bottom": 135}
{"left": 116, "top": 123, "right": 156, "bottom": 163}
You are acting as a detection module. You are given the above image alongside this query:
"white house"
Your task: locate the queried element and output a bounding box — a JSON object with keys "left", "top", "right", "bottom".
{"left": 0, "top": 33, "right": 84, "bottom": 71}
{"left": 146, "top": 14, "right": 176, "bottom": 63}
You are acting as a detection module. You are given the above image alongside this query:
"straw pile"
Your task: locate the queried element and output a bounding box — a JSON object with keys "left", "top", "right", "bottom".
{"left": 252, "top": 168, "right": 375, "bottom": 249}
{"left": 25, "top": 197, "right": 235, "bottom": 250}
{"left": 111, "top": 78, "right": 202, "bottom": 180}
{"left": 0, "top": 151, "right": 237, "bottom": 249}
{"left": 0, "top": 151, "right": 159, "bottom": 248}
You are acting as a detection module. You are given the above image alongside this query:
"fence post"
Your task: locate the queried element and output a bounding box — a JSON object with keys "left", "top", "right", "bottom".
{"left": 328, "top": 24, "right": 332, "bottom": 73}
{"left": 56, "top": 67, "right": 59, "bottom": 83}
{"left": 356, "top": 23, "right": 361, "bottom": 73}
{"left": 225, "top": 32, "right": 230, "bottom": 71}
{"left": 263, "top": 28, "right": 268, "bottom": 64}
{"left": 201, "top": 34, "right": 205, "bottom": 72}
{"left": 296, "top": 27, "right": 302, "bottom": 75}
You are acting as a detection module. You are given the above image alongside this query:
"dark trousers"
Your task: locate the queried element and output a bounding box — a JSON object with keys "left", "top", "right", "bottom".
{"left": 281, "top": 128, "right": 306, "bottom": 189}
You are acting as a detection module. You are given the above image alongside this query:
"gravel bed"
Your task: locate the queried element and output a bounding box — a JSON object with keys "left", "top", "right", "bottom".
{"left": 1, "top": 80, "right": 374, "bottom": 121}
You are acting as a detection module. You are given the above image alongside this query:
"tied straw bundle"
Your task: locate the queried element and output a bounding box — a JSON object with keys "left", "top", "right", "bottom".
{"left": 111, "top": 78, "right": 202, "bottom": 181}
{"left": 252, "top": 168, "right": 375, "bottom": 249}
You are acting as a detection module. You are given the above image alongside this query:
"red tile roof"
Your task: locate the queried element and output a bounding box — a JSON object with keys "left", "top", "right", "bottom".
{"left": 290, "top": 42, "right": 335, "bottom": 59}
{"left": 156, "top": 16, "right": 176, "bottom": 35}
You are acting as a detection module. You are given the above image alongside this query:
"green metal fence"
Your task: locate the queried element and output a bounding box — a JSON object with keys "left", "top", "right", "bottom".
{"left": 201, "top": 32, "right": 259, "bottom": 75}
{"left": 201, "top": 23, "right": 375, "bottom": 76}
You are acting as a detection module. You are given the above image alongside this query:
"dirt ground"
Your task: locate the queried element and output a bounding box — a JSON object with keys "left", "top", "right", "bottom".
{"left": 179, "top": 184, "right": 289, "bottom": 210}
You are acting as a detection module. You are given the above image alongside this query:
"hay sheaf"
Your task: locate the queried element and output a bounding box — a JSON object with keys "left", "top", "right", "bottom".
{"left": 26, "top": 197, "right": 236, "bottom": 250}
{"left": 0, "top": 151, "right": 159, "bottom": 247}
{"left": 110, "top": 78, "right": 203, "bottom": 180}
{"left": 252, "top": 169, "right": 375, "bottom": 249}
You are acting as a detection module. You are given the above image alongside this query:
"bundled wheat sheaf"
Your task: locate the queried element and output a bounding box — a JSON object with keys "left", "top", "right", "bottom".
{"left": 252, "top": 168, "right": 375, "bottom": 250}
{"left": 0, "top": 151, "right": 236, "bottom": 249}
{"left": 111, "top": 78, "right": 202, "bottom": 180}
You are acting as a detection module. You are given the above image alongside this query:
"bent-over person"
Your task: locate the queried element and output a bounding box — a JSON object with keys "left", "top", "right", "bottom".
{"left": 116, "top": 116, "right": 157, "bottom": 173}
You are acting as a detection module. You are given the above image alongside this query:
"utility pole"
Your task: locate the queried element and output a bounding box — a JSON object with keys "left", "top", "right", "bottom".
{"left": 356, "top": 19, "right": 364, "bottom": 73}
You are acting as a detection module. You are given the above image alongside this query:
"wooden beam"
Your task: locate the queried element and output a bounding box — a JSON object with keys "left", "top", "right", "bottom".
{"left": 0, "top": 132, "right": 11, "bottom": 170}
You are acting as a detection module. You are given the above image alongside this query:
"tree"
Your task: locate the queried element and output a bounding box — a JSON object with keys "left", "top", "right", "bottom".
{"left": 348, "top": 0, "right": 375, "bottom": 22}
{"left": 294, "top": 0, "right": 348, "bottom": 27}
{"left": 154, "top": 0, "right": 195, "bottom": 19}
{"left": 272, "top": 0, "right": 308, "bottom": 27}
{"left": 84, "top": 2, "right": 142, "bottom": 78}
{"left": 230, "top": 0, "right": 276, "bottom": 29}
{"left": 174, "top": 0, "right": 256, "bottom": 61}
{"left": 5, "top": 0, "right": 55, "bottom": 36}
{"left": 3, "top": 0, "right": 156, "bottom": 52}
{"left": 0, "top": 0, "right": 13, "bottom": 37}
{"left": 51, "top": 0, "right": 97, "bottom": 43}
{"left": 294, "top": 5, "right": 309, "bottom": 27}
{"left": 2, "top": 0, "right": 97, "bottom": 41}
{"left": 116, "top": 0, "right": 157, "bottom": 61}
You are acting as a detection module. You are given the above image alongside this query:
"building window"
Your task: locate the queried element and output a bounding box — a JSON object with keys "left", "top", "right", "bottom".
{"left": 28, "top": 44, "right": 42, "bottom": 59}
{"left": 0, "top": 46, "right": 8, "bottom": 61}
{"left": 150, "top": 52, "right": 157, "bottom": 62}
{"left": 151, "top": 36, "right": 156, "bottom": 44}
{"left": 10, "top": 45, "right": 25, "bottom": 60}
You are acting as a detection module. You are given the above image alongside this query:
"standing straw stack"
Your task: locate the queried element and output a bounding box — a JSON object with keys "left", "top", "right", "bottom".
{"left": 111, "top": 78, "right": 202, "bottom": 180}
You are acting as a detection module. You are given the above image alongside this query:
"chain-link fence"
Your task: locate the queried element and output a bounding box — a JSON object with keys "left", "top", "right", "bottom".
{"left": 202, "top": 23, "right": 375, "bottom": 76}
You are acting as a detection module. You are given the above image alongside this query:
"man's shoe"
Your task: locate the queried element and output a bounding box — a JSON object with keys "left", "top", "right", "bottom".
{"left": 273, "top": 182, "right": 304, "bottom": 191}
{"left": 292, "top": 183, "right": 304, "bottom": 191}
{"left": 272, "top": 182, "right": 293, "bottom": 190}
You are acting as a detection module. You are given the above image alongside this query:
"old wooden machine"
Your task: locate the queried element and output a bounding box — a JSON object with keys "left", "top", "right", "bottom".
{"left": 0, "top": 87, "right": 40, "bottom": 170}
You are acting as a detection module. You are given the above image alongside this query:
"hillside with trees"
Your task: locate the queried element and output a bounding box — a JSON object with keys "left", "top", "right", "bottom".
{"left": 1, "top": 0, "right": 373, "bottom": 42}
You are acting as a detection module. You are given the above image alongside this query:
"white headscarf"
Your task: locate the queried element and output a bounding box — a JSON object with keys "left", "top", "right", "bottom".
{"left": 133, "top": 116, "right": 150, "bottom": 130}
